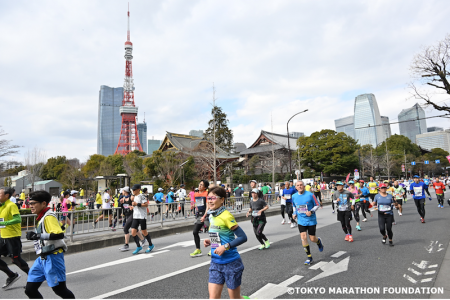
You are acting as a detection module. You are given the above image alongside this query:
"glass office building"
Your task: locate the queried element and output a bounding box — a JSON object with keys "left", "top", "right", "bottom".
{"left": 137, "top": 122, "right": 148, "bottom": 153}
{"left": 353, "top": 94, "right": 384, "bottom": 147}
{"left": 428, "top": 126, "right": 443, "bottom": 132}
{"left": 398, "top": 103, "right": 427, "bottom": 143}
{"left": 147, "top": 139, "right": 162, "bottom": 154}
{"left": 97, "top": 86, "right": 123, "bottom": 156}
{"left": 381, "top": 116, "right": 391, "bottom": 140}
{"left": 416, "top": 130, "right": 450, "bottom": 153}
{"left": 335, "top": 115, "right": 355, "bottom": 139}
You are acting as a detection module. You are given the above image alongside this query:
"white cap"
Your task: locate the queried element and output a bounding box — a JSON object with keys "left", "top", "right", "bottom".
{"left": 122, "top": 186, "right": 130, "bottom": 193}
{"left": 238, "top": 184, "right": 242, "bottom": 187}
{"left": 70, "top": 190, "right": 78, "bottom": 195}
{"left": 251, "top": 188, "right": 259, "bottom": 194}
{"left": 170, "top": 187, "right": 174, "bottom": 190}
{"left": 158, "top": 187, "right": 163, "bottom": 191}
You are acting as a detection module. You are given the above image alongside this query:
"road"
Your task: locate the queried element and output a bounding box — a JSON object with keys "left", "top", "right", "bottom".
{"left": 3, "top": 194, "right": 450, "bottom": 299}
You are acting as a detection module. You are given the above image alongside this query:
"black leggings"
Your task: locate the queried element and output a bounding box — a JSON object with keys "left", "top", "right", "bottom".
{"left": 123, "top": 215, "right": 133, "bottom": 234}
{"left": 424, "top": 187, "right": 431, "bottom": 197}
{"left": 414, "top": 199, "right": 425, "bottom": 218}
{"left": 338, "top": 210, "right": 352, "bottom": 234}
{"left": 437, "top": 194, "right": 444, "bottom": 206}
{"left": 353, "top": 202, "right": 361, "bottom": 222}
{"left": 378, "top": 213, "right": 393, "bottom": 240}
{"left": 314, "top": 192, "right": 322, "bottom": 204}
{"left": 361, "top": 200, "right": 371, "bottom": 218}
{"left": 193, "top": 222, "right": 204, "bottom": 249}
{"left": 0, "top": 255, "right": 29, "bottom": 276}
{"left": 285, "top": 203, "right": 294, "bottom": 222}
{"left": 280, "top": 205, "right": 285, "bottom": 219}
{"left": 253, "top": 222, "right": 268, "bottom": 244}
{"left": 25, "top": 281, "right": 75, "bottom": 299}
{"left": 179, "top": 203, "right": 185, "bottom": 216}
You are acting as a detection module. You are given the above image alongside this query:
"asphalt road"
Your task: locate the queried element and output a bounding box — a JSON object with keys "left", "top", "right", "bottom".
{"left": 3, "top": 194, "right": 450, "bottom": 299}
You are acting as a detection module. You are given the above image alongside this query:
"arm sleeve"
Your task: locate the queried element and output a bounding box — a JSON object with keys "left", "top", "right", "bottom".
{"left": 229, "top": 226, "right": 247, "bottom": 248}
{"left": 0, "top": 214, "right": 21, "bottom": 226}
{"left": 41, "top": 216, "right": 65, "bottom": 240}
{"left": 310, "top": 195, "right": 320, "bottom": 212}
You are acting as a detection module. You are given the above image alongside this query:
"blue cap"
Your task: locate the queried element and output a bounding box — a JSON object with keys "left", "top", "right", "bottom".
{"left": 348, "top": 181, "right": 354, "bottom": 184}
{"left": 336, "top": 181, "right": 344, "bottom": 185}
{"left": 413, "top": 175, "right": 420, "bottom": 178}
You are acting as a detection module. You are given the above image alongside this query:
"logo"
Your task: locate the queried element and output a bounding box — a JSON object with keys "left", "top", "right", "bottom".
{"left": 230, "top": 220, "right": 235, "bottom": 223}
{"left": 210, "top": 225, "right": 221, "bottom": 230}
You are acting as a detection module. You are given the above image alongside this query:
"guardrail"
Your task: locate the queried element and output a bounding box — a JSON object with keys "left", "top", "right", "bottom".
{"left": 19, "top": 190, "right": 334, "bottom": 243}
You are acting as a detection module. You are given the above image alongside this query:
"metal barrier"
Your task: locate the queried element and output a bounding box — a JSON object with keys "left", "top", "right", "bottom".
{"left": 19, "top": 192, "right": 288, "bottom": 243}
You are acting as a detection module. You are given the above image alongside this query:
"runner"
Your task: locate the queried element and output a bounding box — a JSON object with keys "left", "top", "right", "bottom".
{"left": 190, "top": 180, "right": 210, "bottom": 258}
{"left": 312, "top": 181, "right": 323, "bottom": 208}
{"left": 166, "top": 187, "right": 175, "bottom": 218}
{"left": 118, "top": 187, "right": 145, "bottom": 252}
{"left": 410, "top": 175, "right": 427, "bottom": 223}
{"left": 0, "top": 187, "right": 30, "bottom": 290}
{"left": 332, "top": 181, "right": 355, "bottom": 242}
{"left": 279, "top": 183, "right": 286, "bottom": 224}
{"left": 95, "top": 191, "right": 102, "bottom": 209}
{"left": 358, "top": 180, "right": 372, "bottom": 222}
{"left": 432, "top": 178, "right": 446, "bottom": 208}
{"left": 177, "top": 184, "right": 187, "bottom": 218}
{"left": 233, "top": 184, "right": 244, "bottom": 213}
{"left": 347, "top": 181, "right": 362, "bottom": 231}
{"left": 330, "top": 182, "right": 337, "bottom": 213}
{"left": 130, "top": 184, "right": 155, "bottom": 254}
{"left": 282, "top": 181, "right": 296, "bottom": 228}
{"left": 373, "top": 183, "right": 395, "bottom": 246}
{"left": 24, "top": 190, "right": 75, "bottom": 299}
{"left": 204, "top": 186, "right": 248, "bottom": 299}
{"left": 393, "top": 181, "right": 405, "bottom": 216}
{"left": 292, "top": 180, "right": 323, "bottom": 265}
{"left": 153, "top": 188, "right": 164, "bottom": 218}
{"left": 246, "top": 189, "right": 269, "bottom": 250}
{"left": 93, "top": 188, "right": 113, "bottom": 229}
{"left": 423, "top": 177, "right": 432, "bottom": 200}
{"left": 59, "top": 191, "right": 71, "bottom": 232}
{"left": 368, "top": 177, "right": 378, "bottom": 202}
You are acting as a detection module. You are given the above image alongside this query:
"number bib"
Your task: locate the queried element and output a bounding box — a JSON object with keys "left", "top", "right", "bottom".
{"left": 34, "top": 240, "right": 42, "bottom": 255}
{"left": 370, "top": 187, "right": 376, "bottom": 191}
{"left": 0, "top": 218, "right": 4, "bottom": 229}
{"left": 413, "top": 187, "right": 423, "bottom": 197}
{"left": 123, "top": 204, "right": 129, "bottom": 209}
{"left": 285, "top": 194, "right": 291, "bottom": 200}
{"left": 252, "top": 210, "right": 259, "bottom": 217}
{"left": 209, "top": 232, "right": 221, "bottom": 248}
{"left": 338, "top": 204, "right": 348, "bottom": 211}
{"left": 297, "top": 205, "right": 308, "bottom": 214}
{"left": 195, "top": 197, "right": 205, "bottom": 206}
{"left": 379, "top": 205, "right": 391, "bottom": 212}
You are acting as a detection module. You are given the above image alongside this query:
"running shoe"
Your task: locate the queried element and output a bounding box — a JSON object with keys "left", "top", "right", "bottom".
{"left": 332, "top": 210, "right": 335, "bottom": 213}
{"left": 304, "top": 257, "right": 313, "bottom": 265}
{"left": 140, "top": 239, "right": 146, "bottom": 247}
{"left": 190, "top": 249, "right": 202, "bottom": 257}
{"left": 290, "top": 223, "right": 296, "bottom": 229}
{"left": 208, "top": 250, "right": 211, "bottom": 256}
{"left": 145, "top": 245, "right": 155, "bottom": 253}
{"left": 344, "top": 234, "right": 349, "bottom": 241}
{"left": 438, "top": 204, "right": 441, "bottom": 207}
{"left": 258, "top": 244, "right": 265, "bottom": 250}
{"left": 317, "top": 237, "right": 324, "bottom": 252}
{"left": 288, "top": 220, "right": 291, "bottom": 224}
{"left": 389, "top": 241, "right": 394, "bottom": 247}
{"left": 393, "top": 222, "right": 396, "bottom": 225}
{"left": 421, "top": 218, "right": 425, "bottom": 223}
{"left": 382, "top": 237, "right": 386, "bottom": 244}
{"left": 356, "top": 225, "right": 361, "bottom": 231}
{"left": 429, "top": 197, "right": 432, "bottom": 201}
{"left": 348, "top": 235, "right": 354, "bottom": 242}
{"left": 242, "top": 296, "right": 250, "bottom": 299}
{"left": 2, "top": 273, "right": 20, "bottom": 289}
{"left": 264, "top": 240, "right": 270, "bottom": 249}
{"left": 132, "top": 247, "right": 143, "bottom": 255}
{"left": 281, "top": 219, "right": 285, "bottom": 225}
{"left": 92, "top": 222, "right": 97, "bottom": 229}
{"left": 399, "top": 212, "right": 402, "bottom": 216}
{"left": 119, "top": 244, "right": 129, "bottom": 252}
{"left": 362, "top": 218, "right": 367, "bottom": 222}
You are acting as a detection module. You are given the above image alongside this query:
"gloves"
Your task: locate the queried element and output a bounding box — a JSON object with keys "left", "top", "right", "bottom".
{"left": 26, "top": 232, "right": 41, "bottom": 240}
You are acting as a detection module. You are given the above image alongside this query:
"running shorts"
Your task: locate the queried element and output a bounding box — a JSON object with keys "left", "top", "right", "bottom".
{"left": 131, "top": 219, "right": 147, "bottom": 230}
{"left": 0, "top": 237, "right": 22, "bottom": 257}
{"left": 209, "top": 257, "right": 244, "bottom": 290}
{"left": 369, "top": 194, "right": 376, "bottom": 202}
{"left": 396, "top": 200, "right": 403, "bottom": 206}
{"left": 102, "top": 209, "right": 113, "bottom": 217}
{"left": 297, "top": 224, "right": 316, "bottom": 236}
{"left": 28, "top": 252, "right": 66, "bottom": 288}
{"left": 195, "top": 210, "right": 209, "bottom": 227}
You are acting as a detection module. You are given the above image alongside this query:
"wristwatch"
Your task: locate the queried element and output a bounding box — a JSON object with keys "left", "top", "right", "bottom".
{"left": 224, "top": 243, "right": 230, "bottom": 250}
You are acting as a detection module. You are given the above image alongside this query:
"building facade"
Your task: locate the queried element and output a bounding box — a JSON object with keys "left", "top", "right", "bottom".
{"left": 97, "top": 85, "right": 123, "bottom": 156}
{"left": 428, "top": 126, "right": 443, "bottom": 132}
{"left": 289, "top": 132, "right": 304, "bottom": 138}
{"left": 381, "top": 116, "right": 392, "bottom": 140}
{"left": 416, "top": 130, "right": 450, "bottom": 153}
{"left": 137, "top": 122, "right": 148, "bottom": 154}
{"left": 147, "top": 139, "right": 162, "bottom": 154}
{"left": 354, "top": 94, "right": 384, "bottom": 147}
{"left": 398, "top": 103, "right": 427, "bottom": 143}
{"left": 189, "top": 130, "right": 204, "bottom": 138}
{"left": 335, "top": 115, "right": 355, "bottom": 139}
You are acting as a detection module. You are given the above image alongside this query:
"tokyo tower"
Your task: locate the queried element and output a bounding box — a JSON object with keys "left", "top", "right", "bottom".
{"left": 114, "top": 4, "right": 143, "bottom": 155}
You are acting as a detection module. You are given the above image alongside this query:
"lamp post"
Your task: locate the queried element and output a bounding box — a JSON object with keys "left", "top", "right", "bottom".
{"left": 287, "top": 109, "right": 308, "bottom": 178}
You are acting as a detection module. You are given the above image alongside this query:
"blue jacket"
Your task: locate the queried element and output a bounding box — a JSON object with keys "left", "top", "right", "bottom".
{"left": 154, "top": 192, "right": 164, "bottom": 203}
{"left": 292, "top": 191, "right": 320, "bottom": 226}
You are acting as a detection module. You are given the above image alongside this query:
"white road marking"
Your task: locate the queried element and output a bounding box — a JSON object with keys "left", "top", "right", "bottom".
{"left": 309, "top": 261, "right": 329, "bottom": 270}
{"left": 421, "top": 278, "right": 433, "bottom": 283}
{"left": 403, "top": 274, "right": 417, "bottom": 284}
{"left": 67, "top": 250, "right": 170, "bottom": 275}
{"left": 412, "top": 260, "right": 429, "bottom": 269}
{"left": 424, "top": 271, "right": 436, "bottom": 275}
{"left": 250, "top": 275, "right": 303, "bottom": 299}
{"left": 306, "top": 256, "right": 350, "bottom": 283}
{"left": 92, "top": 243, "right": 273, "bottom": 299}
{"left": 159, "top": 240, "right": 196, "bottom": 250}
{"left": 428, "top": 264, "right": 438, "bottom": 268}
{"left": 330, "top": 251, "right": 347, "bottom": 258}
{"left": 407, "top": 268, "right": 422, "bottom": 276}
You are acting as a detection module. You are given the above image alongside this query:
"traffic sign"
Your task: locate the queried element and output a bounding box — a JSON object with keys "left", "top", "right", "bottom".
{"left": 354, "top": 169, "right": 358, "bottom": 172}
{"left": 411, "top": 162, "right": 416, "bottom": 166}
{"left": 401, "top": 164, "right": 405, "bottom": 172}
{"left": 424, "top": 160, "right": 429, "bottom": 165}
{"left": 295, "top": 170, "right": 300, "bottom": 175}
{"left": 436, "top": 160, "right": 440, "bottom": 164}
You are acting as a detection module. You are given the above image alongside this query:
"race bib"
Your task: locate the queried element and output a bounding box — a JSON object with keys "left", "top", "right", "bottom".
{"left": 413, "top": 187, "right": 423, "bottom": 197}
{"left": 252, "top": 210, "right": 259, "bottom": 217}
{"left": 285, "top": 194, "right": 291, "bottom": 200}
{"left": 34, "top": 240, "right": 42, "bottom": 255}
{"left": 387, "top": 191, "right": 392, "bottom": 194}
{"left": 0, "top": 218, "right": 4, "bottom": 229}
{"left": 297, "top": 205, "right": 308, "bottom": 214}
{"left": 379, "top": 205, "right": 391, "bottom": 212}
{"left": 209, "top": 232, "right": 221, "bottom": 248}
{"left": 370, "top": 187, "right": 376, "bottom": 191}
{"left": 395, "top": 194, "right": 402, "bottom": 199}
{"left": 195, "top": 197, "right": 205, "bottom": 206}
{"left": 338, "top": 204, "right": 348, "bottom": 211}
{"left": 123, "top": 204, "right": 129, "bottom": 209}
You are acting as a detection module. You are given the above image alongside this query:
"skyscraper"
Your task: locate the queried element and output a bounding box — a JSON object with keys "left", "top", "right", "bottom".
{"left": 97, "top": 86, "right": 123, "bottom": 156}
{"left": 381, "top": 116, "right": 391, "bottom": 140}
{"left": 137, "top": 122, "right": 147, "bottom": 153}
{"left": 353, "top": 94, "right": 384, "bottom": 147}
{"left": 416, "top": 129, "right": 450, "bottom": 153}
{"left": 398, "top": 103, "right": 427, "bottom": 143}
{"left": 147, "top": 139, "right": 162, "bottom": 154}
{"left": 335, "top": 115, "right": 355, "bottom": 139}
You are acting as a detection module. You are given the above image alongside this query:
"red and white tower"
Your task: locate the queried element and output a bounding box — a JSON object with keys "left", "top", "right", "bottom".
{"left": 114, "top": 5, "right": 143, "bottom": 155}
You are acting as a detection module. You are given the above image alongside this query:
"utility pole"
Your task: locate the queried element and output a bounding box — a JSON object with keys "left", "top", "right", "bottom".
{"left": 404, "top": 149, "right": 407, "bottom": 179}
{"left": 271, "top": 114, "right": 275, "bottom": 191}
{"left": 385, "top": 141, "right": 390, "bottom": 180}
{"left": 212, "top": 83, "right": 217, "bottom": 185}
{"left": 370, "top": 148, "right": 374, "bottom": 177}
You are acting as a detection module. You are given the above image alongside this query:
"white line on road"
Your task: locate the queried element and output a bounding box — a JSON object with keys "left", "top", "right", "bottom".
{"left": 428, "top": 264, "right": 438, "bottom": 268}
{"left": 250, "top": 275, "right": 304, "bottom": 299}
{"left": 403, "top": 274, "right": 417, "bottom": 284}
{"left": 421, "top": 278, "right": 433, "bottom": 283}
{"left": 412, "top": 260, "right": 429, "bottom": 269}
{"left": 407, "top": 268, "right": 422, "bottom": 276}
{"left": 330, "top": 251, "right": 347, "bottom": 258}
{"left": 309, "top": 261, "right": 329, "bottom": 270}
{"left": 67, "top": 250, "right": 170, "bottom": 275}
{"left": 424, "top": 271, "right": 436, "bottom": 275}
{"left": 278, "top": 275, "right": 304, "bottom": 287}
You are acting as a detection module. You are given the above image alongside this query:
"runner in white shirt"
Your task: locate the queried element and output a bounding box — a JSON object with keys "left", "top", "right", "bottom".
{"left": 130, "top": 184, "right": 155, "bottom": 255}
{"left": 93, "top": 189, "right": 114, "bottom": 229}
{"left": 177, "top": 184, "right": 187, "bottom": 217}
{"left": 279, "top": 183, "right": 286, "bottom": 224}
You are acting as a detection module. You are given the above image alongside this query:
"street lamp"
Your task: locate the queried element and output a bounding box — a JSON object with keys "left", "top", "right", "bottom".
{"left": 287, "top": 109, "right": 308, "bottom": 177}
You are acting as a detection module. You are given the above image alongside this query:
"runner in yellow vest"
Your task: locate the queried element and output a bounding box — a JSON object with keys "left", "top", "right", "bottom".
{"left": 368, "top": 177, "right": 378, "bottom": 202}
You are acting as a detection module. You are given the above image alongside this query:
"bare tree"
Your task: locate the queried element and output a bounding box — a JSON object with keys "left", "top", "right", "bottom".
{"left": 362, "top": 149, "right": 379, "bottom": 178}
{"left": 186, "top": 142, "right": 228, "bottom": 182}
{"left": 60, "top": 163, "right": 82, "bottom": 190}
{"left": 24, "top": 147, "right": 46, "bottom": 191}
{"left": 0, "top": 126, "right": 20, "bottom": 159}
{"left": 409, "top": 34, "right": 450, "bottom": 112}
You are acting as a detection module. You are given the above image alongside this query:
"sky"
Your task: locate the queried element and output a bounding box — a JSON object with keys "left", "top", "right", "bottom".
{"left": 1, "top": 0, "right": 449, "bottom": 164}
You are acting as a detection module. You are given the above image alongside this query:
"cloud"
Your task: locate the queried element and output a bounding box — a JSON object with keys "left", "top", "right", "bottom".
{"left": 1, "top": 0, "right": 449, "bottom": 162}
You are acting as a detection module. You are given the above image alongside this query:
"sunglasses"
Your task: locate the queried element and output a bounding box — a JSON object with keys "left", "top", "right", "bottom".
{"left": 29, "top": 201, "right": 40, "bottom": 206}
{"left": 207, "top": 196, "right": 222, "bottom": 201}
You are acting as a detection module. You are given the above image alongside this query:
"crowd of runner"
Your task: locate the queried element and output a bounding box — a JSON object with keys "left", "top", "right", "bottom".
{"left": 0, "top": 174, "right": 448, "bottom": 298}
